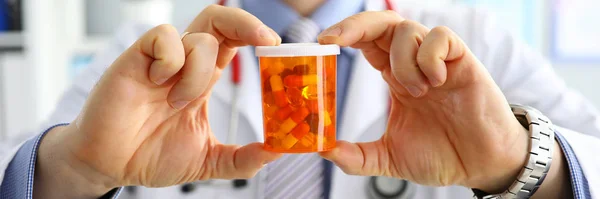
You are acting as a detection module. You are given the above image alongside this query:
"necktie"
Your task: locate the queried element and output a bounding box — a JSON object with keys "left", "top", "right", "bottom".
{"left": 264, "top": 17, "right": 325, "bottom": 199}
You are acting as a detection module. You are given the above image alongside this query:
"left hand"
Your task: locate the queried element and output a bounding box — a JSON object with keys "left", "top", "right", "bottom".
{"left": 317, "top": 11, "right": 530, "bottom": 193}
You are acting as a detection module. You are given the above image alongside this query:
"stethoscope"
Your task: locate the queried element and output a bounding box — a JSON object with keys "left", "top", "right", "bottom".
{"left": 176, "top": 0, "right": 416, "bottom": 198}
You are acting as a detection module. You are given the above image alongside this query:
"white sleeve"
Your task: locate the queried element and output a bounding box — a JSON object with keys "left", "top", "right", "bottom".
{"left": 0, "top": 22, "right": 153, "bottom": 181}
{"left": 404, "top": 6, "right": 600, "bottom": 138}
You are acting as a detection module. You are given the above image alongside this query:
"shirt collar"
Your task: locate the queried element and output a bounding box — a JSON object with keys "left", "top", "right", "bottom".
{"left": 243, "top": 0, "right": 364, "bottom": 54}
{"left": 243, "top": 0, "right": 364, "bottom": 34}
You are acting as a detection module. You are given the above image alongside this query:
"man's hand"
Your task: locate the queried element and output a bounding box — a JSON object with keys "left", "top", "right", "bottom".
{"left": 317, "top": 11, "right": 570, "bottom": 197}
{"left": 34, "top": 5, "right": 282, "bottom": 198}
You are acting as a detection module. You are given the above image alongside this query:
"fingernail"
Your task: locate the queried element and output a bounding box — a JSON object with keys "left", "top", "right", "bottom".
{"left": 153, "top": 77, "right": 168, "bottom": 85}
{"left": 430, "top": 78, "right": 443, "bottom": 87}
{"left": 405, "top": 85, "right": 423, "bottom": 97}
{"left": 258, "top": 26, "right": 274, "bottom": 40}
{"left": 320, "top": 26, "right": 342, "bottom": 37}
{"left": 171, "top": 100, "right": 190, "bottom": 110}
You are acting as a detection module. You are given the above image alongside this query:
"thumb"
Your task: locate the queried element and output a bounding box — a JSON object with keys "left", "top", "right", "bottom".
{"left": 209, "top": 143, "right": 282, "bottom": 179}
{"left": 319, "top": 140, "right": 395, "bottom": 177}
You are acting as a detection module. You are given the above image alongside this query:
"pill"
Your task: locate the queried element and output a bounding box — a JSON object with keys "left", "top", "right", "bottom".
{"left": 305, "top": 113, "right": 320, "bottom": 133}
{"left": 286, "top": 87, "right": 304, "bottom": 107}
{"left": 290, "top": 122, "right": 310, "bottom": 139}
{"left": 266, "top": 119, "right": 281, "bottom": 132}
{"left": 326, "top": 92, "right": 336, "bottom": 111}
{"left": 263, "top": 92, "right": 275, "bottom": 106}
{"left": 301, "top": 85, "right": 319, "bottom": 100}
{"left": 306, "top": 99, "right": 319, "bottom": 113}
{"left": 293, "top": 64, "right": 316, "bottom": 75}
{"left": 290, "top": 107, "right": 310, "bottom": 123}
{"left": 278, "top": 107, "right": 309, "bottom": 135}
{"left": 265, "top": 136, "right": 281, "bottom": 148}
{"left": 299, "top": 132, "right": 316, "bottom": 147}
{"left": 281, "top": 69, "right": 294, "bottom": 80}
{"left": 325, "top": 125, "right": 336, "bottom": 138}
{"left": 270, "top": 75, "right": 289, "bottom": 107}
{"left": 281, "top": 122, "right": 310, "bottom": 149}
{"left": 323, "top": 111, "right": 332, "bottom": 126}
{"left": 264, "top": 104, "right": 278, "bottom": 118}
{"left": 275, "top": 105, "right": 294, "bottom": 121}
{"left": 284, "top": 75, "right": 318, "bottom": 87}
{"left": 263, "top": 77, "right": 272, "bottom": 92}
{"left": 266, "top": 62, "right": 284, "bottom": 75}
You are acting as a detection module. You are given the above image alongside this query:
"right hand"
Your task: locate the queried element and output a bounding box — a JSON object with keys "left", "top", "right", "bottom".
{"left": 35, "top": 5, "right": 282, "bottom": 197}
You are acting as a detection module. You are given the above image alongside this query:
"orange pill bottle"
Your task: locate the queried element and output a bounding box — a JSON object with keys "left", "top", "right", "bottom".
{"left": 255, "top": 43, "right": 339, "bottom": 153}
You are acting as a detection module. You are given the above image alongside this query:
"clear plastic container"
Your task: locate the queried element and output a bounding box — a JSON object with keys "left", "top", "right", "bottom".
{"left": 255, "top": 43, "right": 340, "bottom": 153}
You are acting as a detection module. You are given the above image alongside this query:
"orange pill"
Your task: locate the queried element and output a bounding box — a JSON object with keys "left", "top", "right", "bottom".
{"left": 266, "top": 62, "right": 284, "bottom": 75}
{"left": 325, "top": 125, "right": 336, "bottom": 138}
{"left": 264, "top": 104, "right": 278, "bottom": 118}
{"left": 299, "top": 132, "right": 316, "bottom": 147}
{"left": 284, "top": 74, "right": 318, "bottom": 87}
{"left": 278, "top": 107, "right": 309, "bottom": 135}
{"left": 281, "top": 122, "right": 310, "bottom": 149}
{"left": 326, "top": 65, "right": 335, "bottom": 77}
{"left": 290, "top": 107, "right": 309, "bottom": 123}
{"left": 290, "top": 122, "right": 310, "bottom": 139}
{"left": 306, "top": 113, "right": 320, "bottom": 133}
{"left": 281, "top": 69, "right": 294, "bottom": 80}
{"left": 306, "top": 99, "right": 319, "bottom": 113}
{"left": 293, "top": 64, "right": 317, "bottom": 75}
{"left": 275, "top": 105, "right": 294, "bottom": 121}
{"left": 265, "top": 136, "right": 281, "bottom": 148}
{"left": 323, "top": 111, "right": 332, "bottom": 126}
{"left": 263, "top": 92, "right": 275, "bottom": 106}
{"left": 270, "top": 75, "right": 289, "bottom": 107}
{"left": 266, "top": 119, "right": 281, "bottom": 132}
{"left": 263, "top": 77, "right": 272, "bottom": 92}
{"left": 286, "top": 87, "right": 304, "bottom": 107}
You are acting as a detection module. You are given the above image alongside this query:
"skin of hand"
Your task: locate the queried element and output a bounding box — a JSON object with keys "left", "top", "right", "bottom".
{"left": 317, "top": 11, "right": 571, "bottom": 197}
{"left": 33, "top": 5, "right": 283, "bottom": 199}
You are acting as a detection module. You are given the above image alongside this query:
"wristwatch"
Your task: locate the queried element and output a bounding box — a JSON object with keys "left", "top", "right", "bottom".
{"left": 473, "top": 104, "right": 555, "bottom": 199}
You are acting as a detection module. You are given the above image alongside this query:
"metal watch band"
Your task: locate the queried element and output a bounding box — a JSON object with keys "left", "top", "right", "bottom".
{"left": 475, "top": 104, "right": 555, "bottom": 199}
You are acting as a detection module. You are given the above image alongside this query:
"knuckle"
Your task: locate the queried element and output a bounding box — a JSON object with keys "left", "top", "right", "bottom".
{"left": 383, "top": 10, "right": 403, "bottom": 21}
{"left": 154, "top": 24, "right": 177, "bottom": 36}
{"left": 395, "top": 20, "right": 417, "bottom": 32}
{"left": 431, "top": 26, "right": 452, "bottom": 35}
{"left": 416, "top": 51, "right": 435, "bottom": 65}
{"left": 204, "top": 4, "right": 221, "bottom": 13}
{"left": 196, "top": 33, "right": 220, "bottom": 48}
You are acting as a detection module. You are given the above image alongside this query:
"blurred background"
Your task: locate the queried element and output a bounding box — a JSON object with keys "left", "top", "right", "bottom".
{"left": 0, "top": 0, "right": 597, "bottom": 140}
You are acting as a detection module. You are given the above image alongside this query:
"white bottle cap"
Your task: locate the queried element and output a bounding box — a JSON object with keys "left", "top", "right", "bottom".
{"left": 255, "top": 43, "right": 340, "bottom": 57}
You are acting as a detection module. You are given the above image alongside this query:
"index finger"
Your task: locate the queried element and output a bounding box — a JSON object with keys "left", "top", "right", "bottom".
{"left": 186, "top": 5, "right": 281, "bottom": 47}
{"left": 317, "top": 10, "right": 404, "bottom": 50}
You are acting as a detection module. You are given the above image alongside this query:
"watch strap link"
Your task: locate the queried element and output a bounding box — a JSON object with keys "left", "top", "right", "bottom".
{"left": 475, "top": 104, "right": 555, "bottom": 199}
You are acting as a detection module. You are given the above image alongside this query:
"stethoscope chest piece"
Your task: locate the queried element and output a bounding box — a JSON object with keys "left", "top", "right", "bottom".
{"left": 368, "top": 176, "right": 415, "bottom": 199}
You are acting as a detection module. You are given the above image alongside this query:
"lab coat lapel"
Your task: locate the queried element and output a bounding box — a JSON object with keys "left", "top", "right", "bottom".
{"left": 337, "top": 0, "right": 389, "bottom": 142}
{"left": 338, "top": 51, "right": 389, "bottom": 142}
{"left": 211, "top": 46, "right": 264, "bottom": 142}
{"left": 210, "top": 0, "right": 263, "bottom": 142}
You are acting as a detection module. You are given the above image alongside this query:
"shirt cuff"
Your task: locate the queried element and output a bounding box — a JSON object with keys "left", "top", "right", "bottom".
{"left": 555, "top": 130, "right": 592, "bottom": 199}
{"left": 0, "top": 123, "right": 123, "bottom": 199}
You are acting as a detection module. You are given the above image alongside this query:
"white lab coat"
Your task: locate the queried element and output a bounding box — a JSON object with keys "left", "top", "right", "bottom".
{"left": 1, "top": 0, "right": 600, "bottom": 198}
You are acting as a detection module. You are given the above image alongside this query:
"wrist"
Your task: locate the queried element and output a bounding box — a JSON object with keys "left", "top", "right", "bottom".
{"left": 531, "top": 139, "right": 572, "bottom": 199}
{"left": 472, "top": 122, "right": 530, "bottom": 194}
{"left": 34, "top": 124, "right": 116, "bottom": 199}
